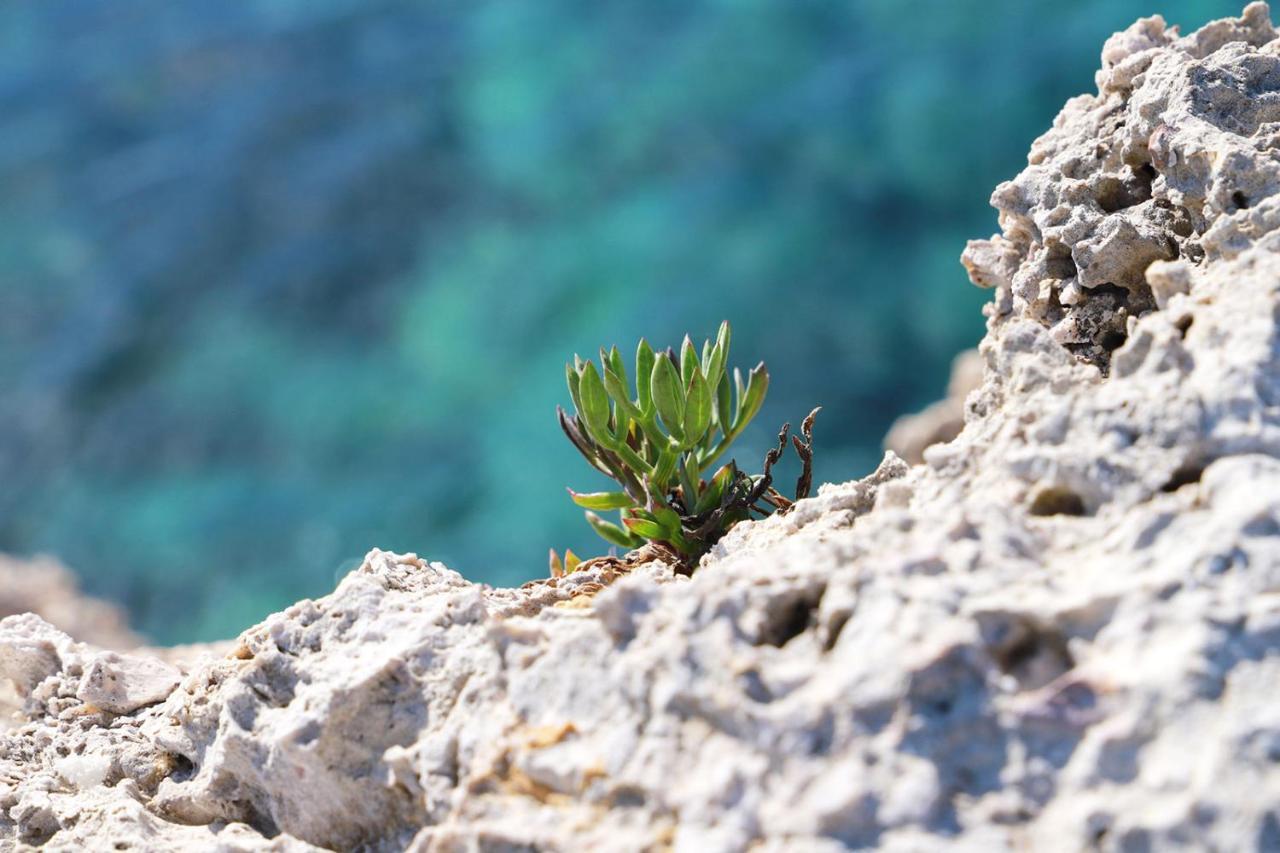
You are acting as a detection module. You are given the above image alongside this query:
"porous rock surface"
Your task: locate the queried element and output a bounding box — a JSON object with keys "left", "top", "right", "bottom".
{"left": 6, "top": 5, "right": 1280, "bottom": 850}
{"left": 0, "top": 556, "right": 147, "bottom": 734}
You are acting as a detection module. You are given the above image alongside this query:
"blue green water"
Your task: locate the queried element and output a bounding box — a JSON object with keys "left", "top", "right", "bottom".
{"left": 0, "top": 0, "right": 1240, "bottom": 642}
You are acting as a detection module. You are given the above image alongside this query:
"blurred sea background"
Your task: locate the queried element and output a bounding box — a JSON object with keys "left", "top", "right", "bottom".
{"left": 0, "top": 0, "right": 1239, "bottom": 643}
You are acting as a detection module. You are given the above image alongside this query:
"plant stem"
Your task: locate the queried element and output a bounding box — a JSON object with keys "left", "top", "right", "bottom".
{"left": 612, "top": 439, "right": 655, "bottom": 479}
{"left": 678, "top": 455, "right": 699, "bottom": 509}
{"left": 697, "top": 431, "right": 736, "bottom": 474}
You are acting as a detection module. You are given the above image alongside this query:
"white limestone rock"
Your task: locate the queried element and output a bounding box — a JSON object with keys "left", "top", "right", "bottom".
{"left": 0, "top": 614, "right": 83, "bottom": 697}
{"left": 6, "top": 4, "right": 1280, "bottom": 850}
{"left": 76, "top": 652, "right": 182, "bottom": 716}
{"left": 0, "top": 554, "right": 147, "bottom": 732}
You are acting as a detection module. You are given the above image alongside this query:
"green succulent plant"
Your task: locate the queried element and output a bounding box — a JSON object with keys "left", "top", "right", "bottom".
{"left": 558, "top": 321, "right": 817, "bottom": 567}
{"left": 547, "top": 547, "right": 582, "bottom": 578}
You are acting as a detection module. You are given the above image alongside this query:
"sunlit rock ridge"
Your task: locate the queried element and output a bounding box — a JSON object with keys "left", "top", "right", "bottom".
{"left": 5, "top": 4, "right": 1280, "bottom": 850}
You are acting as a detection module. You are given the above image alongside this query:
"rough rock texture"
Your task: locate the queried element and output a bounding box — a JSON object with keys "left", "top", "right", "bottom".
{"left": 6, "top": 5, "right": 1280, "bottom": 850}
{"left": 0, "top": 556, "right": 147, "bottom": 734}
{"left": 0, "top": 557, "right": 223, "bottom": 733}
{"left": 75, "top": 654, "right": 182, "bottom": 717}
{"left": 884, "top": 349, "right": 984, "bottom": 464}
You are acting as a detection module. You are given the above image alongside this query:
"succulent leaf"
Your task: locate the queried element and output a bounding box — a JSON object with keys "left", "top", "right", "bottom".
{"left": 566, "top": 362, "right": 583, "bottom": 413}
{"left": 557, "top": 407, "right": 610, "bottom": 475}
{"left": 736, "top": 362, "right": 769, "bottom": 432}
{"left": 578, "top": 361, "right": 614, "bottom": 444}
{"left": 651, "top": 505, "right": 683, "bottom": 536}
{"left": 704, "top": 322, "right": 730, "bottom": 388}
{"left": 622, "top": 516, "right": 667, "bottom": 540}
{"left": 715, "top": 320, "right": 731, "bottom": 363}
{"left": 607, "top": 346, "right": 629, "bottom": 391}
{"left": 650, "top": 354, "right": 686, "bottom": 441}
{"left": 602, "top": 364, "right": 639, "bottom": 420}
{"left": 683, "top": 369, "right": 712, "bottom": 446}
{"left": 680, "top": 335, "right": 699, "bottom": 387}
{"left": 586, "top": 512, "right": 642, "bottom": 548}
{"left": 693, "top": 462, "right": 736, "bottom": 514}
{"left": 568, "top": 489, "right": 634, "bottom": 510}
{"left": 733, "top": 367, "right": 746, "bottom": 423}
{"left": 714, "top": 371, "right": 732, "bottom": 430}
{"left": 635, "top": 339, "right": 656, "bottom": 414}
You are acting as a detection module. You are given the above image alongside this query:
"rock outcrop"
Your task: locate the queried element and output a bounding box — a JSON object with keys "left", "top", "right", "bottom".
{"left": 6, "top": 5, "right": 1280, "bottom": 850}
{"left": 0, "top": 555, "right": 147, "bottom": 733}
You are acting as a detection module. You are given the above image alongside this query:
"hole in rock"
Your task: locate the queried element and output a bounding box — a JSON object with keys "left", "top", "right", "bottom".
{"left": 1094, "top": 169, "right": 1153, "bottom": 213}
{"left": 739, "top": 669, "right": 774, "bottom": 703}
{"left": 1161, "top": 463, "right": 1204, "bottom": 492}
{"left": 1095, "top": 178, "right": 1131, "bottom": 213}
{"left": 1045, "top": 242, "right": 1078, "bottom": 279}
{"left": 1232, "top": 190, "right": 1250, "bottom": 210}
{"left": 1003, "top": 631, "right": 1072, "bottom": 689}
{"left": 609, "top": 786, "right": 648, "bottom": 808}
{"left": 1058, "top": 282, "right": 1159, "bottom": 376}
{"left": 167, "top": 753, "right": 195, "bottom": 780}
{"left": 823, "top": 610, "right": 851, "bottom": 652}
{"left": 1155, "top": 198, "right": 1196, "bottom": 245}
{"left": 760, "top": 586, "right": 825, "bottom": 648}
{"left": 1174, "top": 314, "right": 1194, "bottom": 337}
{"left": 1099, "top": 330, "right": 1127, "bottom": 352}
{"left": 977, "top": 612, "right": 1075, "bottom": 690}
{"left": 1029, "top": 487, "right": 1086, "bottom": 517}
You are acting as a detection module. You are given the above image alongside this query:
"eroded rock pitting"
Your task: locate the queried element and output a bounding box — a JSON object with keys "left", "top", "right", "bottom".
{"left": 964, "top": 1, "right": 1280, "bottom": 373}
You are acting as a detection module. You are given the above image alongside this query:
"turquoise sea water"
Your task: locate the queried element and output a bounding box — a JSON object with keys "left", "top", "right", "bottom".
{"left": 0, "top": 0, "right": 1241, "bottom": 642}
